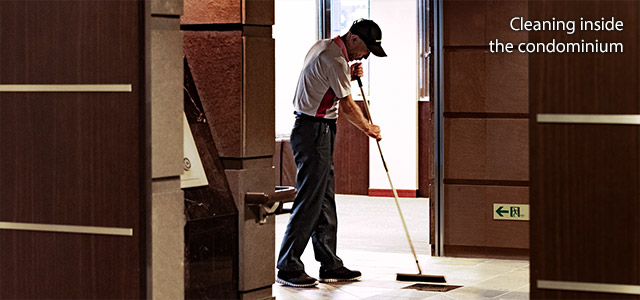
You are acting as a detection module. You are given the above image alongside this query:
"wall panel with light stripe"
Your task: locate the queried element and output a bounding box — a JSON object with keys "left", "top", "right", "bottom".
{"left": 0, "top": 1, "right": 146, "bottom": 298}
{"left": 529, "top": 1, "right": 640, "bottom": 299}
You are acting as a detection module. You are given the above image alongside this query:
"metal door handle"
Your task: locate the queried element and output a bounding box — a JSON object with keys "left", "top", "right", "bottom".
{"left": 245, "top": 186, "right": 297, "bottom": 224}
{"left": 245, "top": 186, "right": 296, "bottom": 205}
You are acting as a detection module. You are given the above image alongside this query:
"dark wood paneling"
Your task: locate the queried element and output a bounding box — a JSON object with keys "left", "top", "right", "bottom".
{"left": 530, "top": 2, "right": 639, "bottom": 115}
{"left": 0, "top": 94, "right": 141, "bottom": 227}
{"left": 274, "top": 141, "right": 282, "bottom": 186}
{"left": 445, "top": 185, "right": 529, "bottom": 249}
{"left": 444, "top": 118, "right": 486, "bottom": 179}
{"left": 443, "top": 0, "right": 485, "bottom": 46}
{"left": 274, "top": 139, "right": 297, "bottom": 188}
{"left": 530, "top": 1, "right": 640, "bottom": 298}
{"left": 442, "top": 0, "right": 529, "bottom": 258}
{"left": 334, "top": 101, "right": 369, "bottom": 195}
{"left": 418, "top": 102, "right": 433, "bottom": 198}
{"left": 445, "top": 118, "right": 530, "bottom": 181}
{"left": 444, "top": 0, "right": 528, "bottom": 46}
{"left": 445, "top": 51, "right": 528, "bottom": 113}
{"left": 368, "top": 189, "right": 417, "bottom": 198}
{"left": 486, "top": 0, "right": 528, "bottom": 44}
{"left": 444, "top": 185, "right": 486, "bottom": 246}
{"left": 486, "top": 53, "right": 528, "bottom": 113}
{"left": 281, "top": 139, "right": 296, "bottom": 187}
{"left": 532, "top": 125, "right": 640, "bottom": 287}
{"left": 444, "top": 245, "right": 528, "bottom": 260}
{"left": 444, "top": 50, "right": 486, "bottom": 113}
{"left": 0, "top": 1, "right": 144, "bottom": 298}
{"left": 485, "top": 119, "right": 528, "bottom": 180}
{"left": 0, "top": 1, "right": 141, "bottom": 84}
{"left": 0, "top": 232, "right": 141, "bottom": 299}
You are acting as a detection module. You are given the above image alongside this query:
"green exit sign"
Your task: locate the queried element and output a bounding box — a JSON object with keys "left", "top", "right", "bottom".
{"left": 493, "top": 204, "right": 529, "bottom": 221}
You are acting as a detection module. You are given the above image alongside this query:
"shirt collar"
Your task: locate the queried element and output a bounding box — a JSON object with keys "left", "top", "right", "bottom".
{"left": 332, "top": 36, "right": 350, "bottom": 61}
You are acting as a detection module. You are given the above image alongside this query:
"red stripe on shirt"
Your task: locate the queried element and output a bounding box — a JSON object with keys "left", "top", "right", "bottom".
{"left": 316, "top": 88, "right": 336, "bottom": 117}
{"left": 315, "top": 37, "right": 349, "bottom": 117}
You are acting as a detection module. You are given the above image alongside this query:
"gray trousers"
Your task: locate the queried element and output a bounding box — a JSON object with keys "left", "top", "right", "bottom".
{"left": 277, "top": 116, "right": 344, "bottom": 272}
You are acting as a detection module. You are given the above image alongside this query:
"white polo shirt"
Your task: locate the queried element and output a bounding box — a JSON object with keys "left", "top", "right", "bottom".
{"left": 292, "top": 36, "right": 351, "bottom": 119}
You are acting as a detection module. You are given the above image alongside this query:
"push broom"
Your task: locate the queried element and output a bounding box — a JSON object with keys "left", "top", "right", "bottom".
{"left": 356, "top": 77, "right": 446, "bottom": 283}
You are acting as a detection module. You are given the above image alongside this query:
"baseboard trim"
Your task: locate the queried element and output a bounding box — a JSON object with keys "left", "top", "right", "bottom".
{"left": 443, "top": 245, "right": 529, "bottom": 260}
{"left": 368, "top": 189, "right": 418, "bottom": 198}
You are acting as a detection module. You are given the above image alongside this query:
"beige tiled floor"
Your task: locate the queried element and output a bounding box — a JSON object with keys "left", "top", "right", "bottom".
{"left": 273, "top": 195, "right": 529, "bottom": 299}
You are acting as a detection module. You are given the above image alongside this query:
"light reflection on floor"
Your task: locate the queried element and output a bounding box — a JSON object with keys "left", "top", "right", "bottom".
{"left": 273, "top": 195, "right": 529, "bottom": 299}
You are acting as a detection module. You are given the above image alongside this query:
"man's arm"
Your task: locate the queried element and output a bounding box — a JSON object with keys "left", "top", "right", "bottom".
{"left": 338, "top": 94, "right": 381, "bottom": 140}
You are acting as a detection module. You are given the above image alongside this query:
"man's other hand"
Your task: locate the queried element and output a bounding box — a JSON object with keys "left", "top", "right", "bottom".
{"left": 366, "top": 124, "right": 381, "bottom": 141}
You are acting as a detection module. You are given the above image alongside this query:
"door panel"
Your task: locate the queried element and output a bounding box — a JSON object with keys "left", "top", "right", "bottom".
{"left": 530, "top": 1, "right": 640, "bottom": 298}
{"left": 0, "top": 1, "right": 145, "bottom": 298}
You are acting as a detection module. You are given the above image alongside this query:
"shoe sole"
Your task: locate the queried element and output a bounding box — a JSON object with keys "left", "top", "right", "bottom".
{"left": 319, "top": 275, "right": 361, "bottom": 283}
{"left": 276, "top": 278, "right": 319, "bottom": 288}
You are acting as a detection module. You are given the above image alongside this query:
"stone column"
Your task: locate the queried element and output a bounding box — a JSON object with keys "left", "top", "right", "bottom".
{"left": 182, "top": 0, "right": 276, "bottom": 299}
{"left": 147, "top": 0, "right": 185, "bottom": 298}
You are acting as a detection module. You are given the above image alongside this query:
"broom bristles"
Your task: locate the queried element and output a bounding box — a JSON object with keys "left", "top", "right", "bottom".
{"left": 396, "top": 273, "right": 447, "bottom": 283}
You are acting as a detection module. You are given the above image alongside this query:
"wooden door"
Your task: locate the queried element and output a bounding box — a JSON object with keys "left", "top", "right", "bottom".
{"left": 0, "top": 1, "right": 146, "bottom": 298}
{"left": 530, "top": 1, "right": 640, "bottom": 298}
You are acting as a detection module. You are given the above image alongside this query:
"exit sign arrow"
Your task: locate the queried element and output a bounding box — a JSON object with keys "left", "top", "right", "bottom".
{"left": 495, "top": 206, "right": 508, "bottom": 217}
{"left": 493, "top": 204, "right": 529, "bottom": 221}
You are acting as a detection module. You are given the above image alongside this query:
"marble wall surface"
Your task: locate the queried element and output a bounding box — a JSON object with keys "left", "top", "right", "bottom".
{"left": 181, "top": 0, "right": 277, "bottom": 299}
{"left": 183, "top": 59, "right": 239, "bottom": 299}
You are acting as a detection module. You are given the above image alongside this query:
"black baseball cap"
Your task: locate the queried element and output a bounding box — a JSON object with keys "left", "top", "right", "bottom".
{"left": 349, "top": 19, "right": 387, "bottom": 57}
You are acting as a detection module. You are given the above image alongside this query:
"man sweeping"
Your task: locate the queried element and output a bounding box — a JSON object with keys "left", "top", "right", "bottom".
{"left": 276, "top": 19, "right": 387, "bottom": 287}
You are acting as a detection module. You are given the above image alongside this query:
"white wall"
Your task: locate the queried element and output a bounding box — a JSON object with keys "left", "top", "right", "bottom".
{"left": 274, "top": 0, "right": 318, "bottom": 136}
{"left": 369, "top": 0, "right": 418, "bottom": 191}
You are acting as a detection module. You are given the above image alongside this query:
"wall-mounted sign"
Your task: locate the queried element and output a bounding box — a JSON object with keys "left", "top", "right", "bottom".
{"left": 493, "top": 204, "right": 529, "bottom": 221}
{"left": 180, "top": 114, "right": 209, "bottom": 189}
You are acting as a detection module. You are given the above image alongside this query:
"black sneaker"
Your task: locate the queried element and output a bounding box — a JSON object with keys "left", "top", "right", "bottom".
{"left": 319, "top": 266, "right": 362, "bottom": 283}
{"left": 276, "top": 270, "right": 319, "bottom": 288}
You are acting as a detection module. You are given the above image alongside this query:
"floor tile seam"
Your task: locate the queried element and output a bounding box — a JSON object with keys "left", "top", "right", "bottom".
{"left": 443, "top": 270, "right": 504, "bottom": 282}
{"left": 381, "top": 290, "right": 441, "bottom": 300}
{"left": 475, "top": 259, "right": 528, "bottom": 266}
{"left": 474, "top": 261, "right": 523, "bottom": 270}
{"left": 459, "top": 266, "right": 525, "bottom": 278}
{"left": 443, "top": 284, "right": 504, "bottom": 293}
{"left": 335, "top": 285, "right": 396, "bottom": 299}
{"left": 272, "top": 287, "right": 320, "bottom": 300}
{"left": 514, "top": 265, "right": 530, "bottom": 272}
{"left": 504, "top": 265, "right": 530, "bottom": 271}
{"left": 486, "top": 288, "right": 517, "bottom": 299}
{"left": 452, "top": 284, "right": 525, "bottom": 299}
{"left": 443, "top": 288, "right": 513, "bottom": 300}
{"left": 344, "top": 279, "right": 418, "bottom": 290}
{"left": 331, "top": 286, "right": 366, "bottom": 299}
{"left": 461, "top": 273, "right": 508, "bottom": 288}
{"left": 480, "top": 271, "right": 525, "bottom": 277}
{"left": 512, "top": 283, "right": 530, "bottom": 292}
